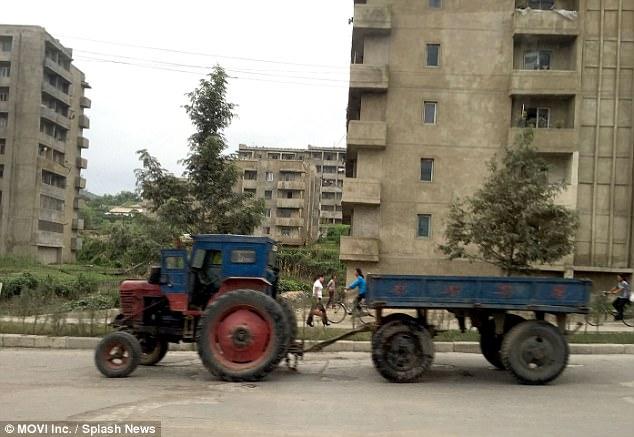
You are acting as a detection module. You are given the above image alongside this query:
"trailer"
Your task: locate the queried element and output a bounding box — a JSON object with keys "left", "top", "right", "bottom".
{"left": 364, "top": 274, "right": 592, "bottom": 385}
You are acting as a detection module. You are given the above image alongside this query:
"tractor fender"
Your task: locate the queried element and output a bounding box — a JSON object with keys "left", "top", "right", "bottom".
{"left": 210, "top": 277, "right": 273, "bottom": 303}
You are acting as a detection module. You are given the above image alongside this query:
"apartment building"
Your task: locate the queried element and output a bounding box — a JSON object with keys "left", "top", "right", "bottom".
{"left": 235, "top": 158, "right": 320, "bottom": 246}
{"left": 238, "top": 144, "right": 346, "bottom": 225}
{"left": 342, "top": 0, "right": 634, "bottom": 289}
{"left": 0, "top": 25, "right": 90, "bottom": 264}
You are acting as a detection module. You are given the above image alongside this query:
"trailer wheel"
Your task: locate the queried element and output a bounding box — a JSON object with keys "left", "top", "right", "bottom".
{"left": 139, "top": 336, "right": 169, "bottom": 366}
{"left": 197, "top": 289, "right": 290, "bottom": 382}
{"left": 95, "top": 331, "right": 142, "bottom": 378}
{"left": 371, "top": 320, "right": 434, "bottom": 383}
{"left": 501, "top": 320, "right": 569, "bottom": 385}
{"left": 277, "top": 296, "right": 298, "bottom": 344}
{"left": 479, "top": 314, "right": 525, "bottom": 369}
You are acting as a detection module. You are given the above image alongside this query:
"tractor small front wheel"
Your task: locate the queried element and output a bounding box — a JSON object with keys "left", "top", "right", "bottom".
{"left": 95, "top": 331, "right": 142, "bottom": 378}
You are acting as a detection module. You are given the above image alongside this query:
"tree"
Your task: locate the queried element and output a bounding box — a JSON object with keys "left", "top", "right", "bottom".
{"left": 439, "top": 129, "right": 578, "bottom": 275}
{"left": 135, "top": 66, "right": 264, "bottom": 236}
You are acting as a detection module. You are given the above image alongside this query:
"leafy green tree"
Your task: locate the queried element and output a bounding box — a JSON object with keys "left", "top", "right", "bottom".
{"left": 440, "top": 129, "right": 578, "bottom": 275}
{"left": 135, "top": 66, "right": 264, "bottom": 235}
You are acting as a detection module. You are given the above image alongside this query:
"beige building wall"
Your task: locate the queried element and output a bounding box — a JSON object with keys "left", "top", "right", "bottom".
{"left": 0, "top": 25, "right": 89, "bottom": 264}
{"left": 238, "top": 144, "right": 347, "bottom": 225}
{"left": 234, "top": 158, "right": 320, "bottom": 246}
{"left": 342, "top": 0, "right": 634, "bottom": 287}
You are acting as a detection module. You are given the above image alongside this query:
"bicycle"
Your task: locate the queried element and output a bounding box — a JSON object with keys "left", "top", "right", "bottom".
{"left": 585, "top": 291, "right": 634, "bottom": 327}
{"left": 326, "top": 289, "right": 374, "bottom": 326}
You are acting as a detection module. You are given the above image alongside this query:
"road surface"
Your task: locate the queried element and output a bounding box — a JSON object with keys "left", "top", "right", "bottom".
{"left": 0, "top": 349, "right": 632, "bottom": 436}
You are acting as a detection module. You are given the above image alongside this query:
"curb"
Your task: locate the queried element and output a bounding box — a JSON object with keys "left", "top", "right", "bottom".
{"left": 2, "top": 334, "right": 634, "bottom": 354}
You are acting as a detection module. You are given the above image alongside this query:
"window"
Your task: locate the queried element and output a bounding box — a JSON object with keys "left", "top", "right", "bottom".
{"left": 280, "top": 227, "right": 291, "bottom": 237}
{"left": 429, "top": 0, "right": 442, "bottom": 8}
{"left": 524, "top": 50, "right": 551, "bottom": 70}
{"left": 268, "top": 153, "right": 280, "bottom": 160}
{"left": 421, "top": 159, "right": 434, "bottom": 182}
{"left": 265, "top": 172, "right": 274, "bottom": 182}
{"left": 521, "top": 106, "right": 550, "bottom": 128}
{"left": 0, "top": 37, "right": 11, "bottom": 52}
{"left": 417, "top": 214, "right": 432, "bottom": 238}
{"left": 0, "top": 139, "right": 5, "bottom": 154}
{"left": 423, "top": 101, "right": 438, "bottom": 125}
{"left": 0, "top": 63, "right": 10, "bottom": 78}
{"left": 263, "top": 227, "right": 271, "bottom": 235}
{"left": 264, "top": 190, "right": 272, "bottom": 200}
{"left": 282, "top": 153, "right": 295, "bottom": 160}
{"left": 231, "top": 249, "right": 256, "bottom": 264}
{"left": 165, "top": 256, "right": 186, "bottom": 269}
{"left": 243, "top": 170, "right": 257, "bottom": 180}
{"left": 265, "top": 208, "right": 271, "bottom": 218}
{"left": 0, "top": 88, "right": 8, "bottom": 102}
{"left": 426, "top": 44, "right": 440, "bottom": 67}
{"left": 527, "top": 0, "right": 554, "bottom": 10}
{"left": 38, "top": 220, "right": 64, "bottom": 233}
{"left": 0, "top": 164, "right": 3, "bottom": 178}
{"left": 42, "top": 170, "right": 66, "bottom": 188}
{"left": 0, "top": 113, "right": 7, "bottom": 128}
{"left": 243, "top": 188, "right": 256, "bottom": 196}
{"left": 322, "top": 166, "right": 337, "bottom": 174}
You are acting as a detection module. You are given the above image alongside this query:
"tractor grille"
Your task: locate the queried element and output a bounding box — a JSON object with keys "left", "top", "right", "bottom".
{"left": 119, "top": 290, "right": 136, "bottom": 316}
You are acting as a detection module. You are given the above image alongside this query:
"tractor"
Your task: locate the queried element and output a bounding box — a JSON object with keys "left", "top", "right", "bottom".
{"left": 94, "top": 234, "right": 299, "bottom": 381}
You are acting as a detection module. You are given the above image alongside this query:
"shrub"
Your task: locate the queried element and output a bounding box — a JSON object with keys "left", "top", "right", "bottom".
{"left": 1, "top": 273, "right": 39, "bottom": 298}
{"left": 278, "top": 278, "right": 311, "bottom": 293}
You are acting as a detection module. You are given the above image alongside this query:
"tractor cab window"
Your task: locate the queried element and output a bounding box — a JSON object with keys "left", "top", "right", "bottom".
{"left": 231, "top": 249, "right": 257, "bottom": 264}
{"left": 165, "top": 256, "right": 185, "bottom": 270}
{"left": 191, "top": 249, "right": 223, "bottom": 307}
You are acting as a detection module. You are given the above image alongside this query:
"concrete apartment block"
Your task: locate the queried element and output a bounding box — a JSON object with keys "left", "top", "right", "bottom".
{"left": 0, "top": 25, "right": 90, "bottom": 263}
{"left": 235, "top": 158, "right": 320, "bottom": 246}
{"left": 238, "top": 145, "right": 347, "bottom": 225}
{"left": 342, "top": 0, "right": 634, "bottom": 289}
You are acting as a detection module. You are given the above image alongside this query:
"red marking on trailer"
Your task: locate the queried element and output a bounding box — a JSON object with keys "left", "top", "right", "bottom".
{"left": 392, "top": 283, "right": 407, "bottom": 296}
{"left": 446, "top": 285, "right": 462, "bottom": 296}
{"left": 496, "top": 284, "right": 513, "bottom": 297}
{"left": 552, "top": 286, "right": 566, "bottom": 299}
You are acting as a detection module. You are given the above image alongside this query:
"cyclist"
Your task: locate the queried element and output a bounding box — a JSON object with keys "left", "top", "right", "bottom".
{"left": 345, "top": 268, "right": 367, "bottom": 315}
{"left": 607, "top": 273, "right": 631, "bottom": 321}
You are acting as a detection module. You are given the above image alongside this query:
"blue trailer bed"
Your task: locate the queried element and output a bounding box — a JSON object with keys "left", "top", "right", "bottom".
{"left": 366, "top": 275, "right": 591, "bottom": 314}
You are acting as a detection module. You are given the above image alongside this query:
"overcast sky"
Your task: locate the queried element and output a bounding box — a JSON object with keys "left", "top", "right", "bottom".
{"left": 4, "top": 0, "right": 353, "bottom": 194}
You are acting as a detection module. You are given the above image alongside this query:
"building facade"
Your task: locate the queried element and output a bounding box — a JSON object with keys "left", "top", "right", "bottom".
{"left": 342, "top": 0, "right": 634, "bottom": 289}
{"left": 0, "top": 25, "right": 90, "bottom": 264}
{"left": 238, "top": 144, "right": 346, "bottom": 225}
{"left": 235, "top": 157, "right": 320, "bottom": 246}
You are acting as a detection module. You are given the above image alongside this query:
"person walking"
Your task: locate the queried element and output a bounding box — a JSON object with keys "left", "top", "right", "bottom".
{"left": 608, "top": 274, "right": 631, "bottom": 321}
{"left": 345, "top": 268, "right": 367, "bottom": 315}
{"left": 325, "top": 273, "right": 337, "bottom": 309}
{"left": 306, "top": 274, "right": 329, "bottom": 327}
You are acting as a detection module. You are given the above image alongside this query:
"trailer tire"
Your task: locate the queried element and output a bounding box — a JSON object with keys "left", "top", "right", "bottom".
{"left": 139, "top": 336, "right": 169, "bottom": 366}
{"left": 95, "top": 331, "right": 142, "bottom": 378}
{"left": 372, "top": 320, "right": 434, "bottom": 383}
{"left": 197, "top": 289, "right": 290, "bottom": 382}
{"left": 277, "top": 296, "right": 298, "bottom": 344}
{"left": 479, "top": 313, "right": 525, "bottom": 370}
{"left": 501, "top": 320, "right": 569, "bottom": 385}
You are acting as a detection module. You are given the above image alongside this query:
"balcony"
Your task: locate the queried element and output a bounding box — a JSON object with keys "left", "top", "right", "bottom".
{"left": 0, "top": 51, "right": 10, "bottom": 62}
{"left": 79, "top": 96, "right": 91, "bottom": 109}
{"left": 73, "top": 198, "right": 85, "bottom": 210}
{"left": 76, "top": 157, "right": 88, "bottom": 169}
{"left": 71, "top": 237, "right": 83, "bottom": 251}
{"left": 78, "top": 114, "right": 90, "bottom": 129}
{"left": 0, "top": 101, "right": 8, "bottom": 112}
{"left": 350, "top": 64, "right": 389, "bottom": 92}
{"left": 276, "top": 198, "right": 304, "bottom": 209}
{"left": 320, "top": 210, "right": 343, "bottom": 220}
{"left": 42, "top": 82, "right": 70, "bottom": 105}
{"left": 347, "top": 120, "right": 387, "bottom": 150}
{"left": 277, "top": 180, "right": 305, "bottom": 190}
{"left": 276, "top": 236, "right": 304, "bottom": 246}
{"left": 342, "top": 178, "right": 381, "bottom": 206}
{"left": 75, "top": 177, "right": 86, "bottom": 189}
{"left": 508, "top": 128, "right": 577, "bottom": 153}
{"left": 340, "top": 237, "right": 380, "bottom": 263}
{"left": 510, "top": 70, "right": 578, "bottom": 95}
{"left": 513, "top": 9, "right": 579, "bottom": 36}
{"left": 242, "top": 179, "right": 257, "bottom": 189}
{"left": 274, "top": 217, "right": 304, "bottom": 227}
{"left": 36, "top": 231, "right": 64, "bottom": 248}
{"left": 77, "top": 136, "right": 89, "bottom": 149}
{"left": 41, "top": 106, "right": 70, "bottom": 129}
{"left": 44, "top": 57, "right": 72, "bottom": 82}
{"left": 354, "top": 4, "right": 392, "bottom": 34}
{"left": 72, "top": 218, "right": 85, "bottom": 231}
{"left": 41, "top": 183, "right": 66, "bottom": 200}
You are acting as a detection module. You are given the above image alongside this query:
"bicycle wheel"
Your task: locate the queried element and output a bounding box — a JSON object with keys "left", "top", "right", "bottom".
{"left": 357, "top": 304, "right": 375, "bottom": 326}
{"left": 328, "top": 302, "right": 347, "bottom": 324}
{"left": 622, "top": 303, "right": 634, "bottom": 327}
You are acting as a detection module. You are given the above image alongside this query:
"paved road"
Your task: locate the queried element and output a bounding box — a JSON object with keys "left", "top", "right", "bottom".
{"left": 0, "top": 349, "right": 633, "bottom": 436}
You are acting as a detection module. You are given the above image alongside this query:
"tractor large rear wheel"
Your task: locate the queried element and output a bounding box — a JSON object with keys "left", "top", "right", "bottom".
{"left": 197, "top": 290, "right": 290, "bottom": 381}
